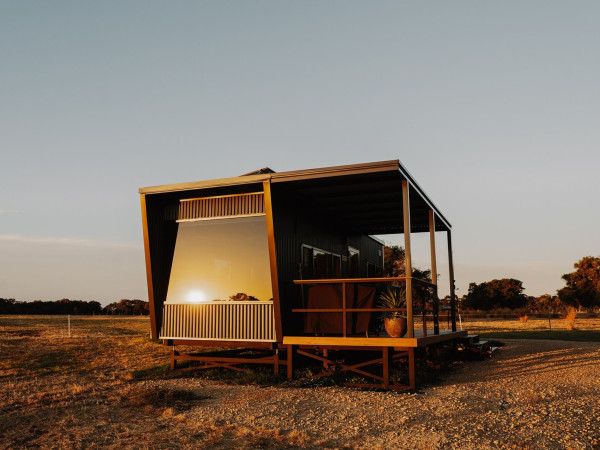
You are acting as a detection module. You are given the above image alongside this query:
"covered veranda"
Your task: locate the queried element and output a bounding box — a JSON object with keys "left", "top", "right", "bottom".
{"left": 272, "top": 160, "right": 463, "bottom": 389}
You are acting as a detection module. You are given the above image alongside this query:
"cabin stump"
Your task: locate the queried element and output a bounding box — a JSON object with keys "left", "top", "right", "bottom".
{"left": 286, "top": 345, "right": 296, "bottom": 380}
{"left": 285, "top": 344, "right": 418, "bottom": 390}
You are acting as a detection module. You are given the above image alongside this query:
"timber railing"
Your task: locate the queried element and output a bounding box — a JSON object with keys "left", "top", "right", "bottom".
{"left": 293, "top": 277, "right": 440, "bottom": 338}
{"left": 160, "top": 301, "right": 276, "bottom": 342}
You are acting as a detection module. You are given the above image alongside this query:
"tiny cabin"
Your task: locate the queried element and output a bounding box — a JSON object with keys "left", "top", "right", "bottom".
{"left": 140, "top": 160, "right": 464, "bottom": 389}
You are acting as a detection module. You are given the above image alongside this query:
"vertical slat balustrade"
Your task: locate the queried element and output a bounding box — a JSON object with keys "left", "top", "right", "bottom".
{"left": 178, "top": 193, "right": 265, "bottom": 221}
{"left": 160, "top": 301, "right": 276, "bottom": 342}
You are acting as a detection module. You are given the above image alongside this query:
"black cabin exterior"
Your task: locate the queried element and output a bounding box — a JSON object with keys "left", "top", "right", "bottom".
{"left": 140, "top": 160, "right": 463, "bottom": 389}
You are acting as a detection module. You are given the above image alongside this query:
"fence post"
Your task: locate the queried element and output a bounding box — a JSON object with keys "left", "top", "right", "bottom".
{"left": 67, "top": 314, "right": 71, "bottom": 338}
{"left": 548, "top": 309, "right": 552, "bottom": 330}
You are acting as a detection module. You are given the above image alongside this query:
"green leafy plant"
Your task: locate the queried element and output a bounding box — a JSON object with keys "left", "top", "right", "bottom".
{"left": 379, "top": 285, "right": 407, "bottom": 319}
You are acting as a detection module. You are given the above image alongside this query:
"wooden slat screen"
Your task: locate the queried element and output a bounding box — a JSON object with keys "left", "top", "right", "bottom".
{"left": 178, "top": 192, "right": 265, "bottom": 221}
{"left": 160, "top": 301, "right": 276, "bottom": 342}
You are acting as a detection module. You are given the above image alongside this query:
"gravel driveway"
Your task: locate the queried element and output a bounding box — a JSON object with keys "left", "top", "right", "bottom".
{"left": 138, "top": 339, "right": 600, "bottom": 448}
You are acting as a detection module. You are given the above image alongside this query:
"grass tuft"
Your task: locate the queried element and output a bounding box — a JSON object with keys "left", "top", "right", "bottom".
{"left": 130, "top": 364, "right": 176, "bottom": 380}
{"left": 121, "top": 386, "right": 210, "bottom": 411}
{"left": 564, "top": 307, "right": 577, "bottom": 330}
{"left": 192, "top": 365, "right": 283, "bottom": 386}
{"left": 20, "top": 349, "right": 79, "bottom": 375}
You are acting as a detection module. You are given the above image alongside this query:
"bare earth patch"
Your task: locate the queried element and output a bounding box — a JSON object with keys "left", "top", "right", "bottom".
{"left": 1, "top": 316, "right": 599, "bottom": 448}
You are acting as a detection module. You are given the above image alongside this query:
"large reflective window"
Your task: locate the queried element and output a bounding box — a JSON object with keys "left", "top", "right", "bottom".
{"left": 166, "top": 216, "right": 273, "bottom": 303}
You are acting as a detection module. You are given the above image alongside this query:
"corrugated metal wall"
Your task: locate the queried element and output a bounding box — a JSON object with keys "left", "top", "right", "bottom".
{"left": 145, "top": 196, "right": 179, "bottom": 336}
{"left": 271, "top": 185, "right": 384, "bottom": 335}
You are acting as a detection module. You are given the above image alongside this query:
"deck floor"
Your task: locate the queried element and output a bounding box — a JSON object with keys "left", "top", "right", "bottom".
{"left": 282, "top": 329, "right": 467, "bottom": 348}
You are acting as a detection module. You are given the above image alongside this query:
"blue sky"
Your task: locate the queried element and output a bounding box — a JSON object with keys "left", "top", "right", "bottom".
{"left": 1, "top": 1, "right": 599, "bottom": 304}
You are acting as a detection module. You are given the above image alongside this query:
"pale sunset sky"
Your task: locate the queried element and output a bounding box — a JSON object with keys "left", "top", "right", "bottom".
{"left": 1, "top": 1, "right": 599, "bottom": 304}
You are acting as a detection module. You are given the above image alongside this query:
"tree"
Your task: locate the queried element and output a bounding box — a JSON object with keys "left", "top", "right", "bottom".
{"left": 0, "top": 298, "right": 17, "bottom": 314}
{"left": 0, "top": 298, "right": 103, "bottom": 315}
{"left": 383, "top": 245, "right": 405, "bottom": 278}
{"left": 464, "top": 278, "right": 527, "bottom": 311}
{"left": 557, "top": 256, "right": 600, "bottom": 310}
{"left": 103, "top": 299, "right": 149, "bottom": 315}
{"left": 383, "top": 245, "right": 433, "bottom": 307}
{"left": 526, "top": 294, "right": 565, "bottom": 312}
{"left": 383, "top": 245, "right": 432, "bottom": 281}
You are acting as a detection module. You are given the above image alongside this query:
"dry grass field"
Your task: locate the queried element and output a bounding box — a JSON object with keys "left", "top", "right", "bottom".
{"left": 461, "top": 314, "right": 600, "bottom": 342}
{"left": 1, "top": 315, "right": 599, "bottom": 448}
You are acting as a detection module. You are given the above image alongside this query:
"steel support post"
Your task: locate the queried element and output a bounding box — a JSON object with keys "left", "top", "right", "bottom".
{"left": 447, "top": 230, "right": 457, "bottom": 332}
{"left": 402, "top": 180, "right": 414, "bottom": 338}
{"left": 429, "top": 210, "right": 439, "bottom": 334}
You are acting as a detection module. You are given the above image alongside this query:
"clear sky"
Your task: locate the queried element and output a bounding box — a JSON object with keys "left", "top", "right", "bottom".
{"left": 1, "top": 1, "right": 599, "bottom": 304}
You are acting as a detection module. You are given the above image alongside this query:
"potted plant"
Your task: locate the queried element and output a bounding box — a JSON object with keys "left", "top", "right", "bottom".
{"left": 379, "top": 285, "right": 408, "bottom": 337}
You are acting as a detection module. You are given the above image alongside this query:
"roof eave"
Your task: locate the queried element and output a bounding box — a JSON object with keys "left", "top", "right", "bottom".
{"left": 270, "top": 159, "right": 400, "bottom": 183}
{"left": 138, "top": 159, "right": 452, "bottom": 230}
{"left": 139, "top": 173, "right": 271, "bottom": 195}
{"left": 398, "top": 161, "right": 452, "bottom": 230}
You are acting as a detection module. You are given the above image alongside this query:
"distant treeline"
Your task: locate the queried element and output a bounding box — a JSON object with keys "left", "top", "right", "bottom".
{"left": 0, "top": 298, "right": 149, "bottom": 315}
{"left": 446, "top": 256, "right": 600, "bottom": 312}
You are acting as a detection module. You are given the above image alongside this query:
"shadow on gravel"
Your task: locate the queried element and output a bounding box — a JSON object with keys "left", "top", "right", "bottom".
{"left": 450, "top": 340, "right": 600, "bottom": 384}
{"left": 130, "top": 348, "right": 465, "bottom": 392}
{"left": 482, "top": 330, "right": 600, "bottom": 342}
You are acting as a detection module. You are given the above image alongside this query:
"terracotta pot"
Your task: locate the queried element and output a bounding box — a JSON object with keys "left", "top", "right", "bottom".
{"left": 384, "top": 317, "right": 408, "bottom": 338}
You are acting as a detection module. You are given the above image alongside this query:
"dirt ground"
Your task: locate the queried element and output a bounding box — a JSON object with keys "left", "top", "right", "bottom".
{"left": 1, "top": 316, "right": 599, "bottom": 449}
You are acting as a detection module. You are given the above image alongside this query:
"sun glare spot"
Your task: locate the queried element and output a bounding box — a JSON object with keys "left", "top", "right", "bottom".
{"left": 186, "top": 290, "right": 207, "bottom": 303}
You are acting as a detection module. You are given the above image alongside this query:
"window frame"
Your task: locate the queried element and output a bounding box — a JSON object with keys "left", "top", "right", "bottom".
{"left": 348, "top": 246, "right": 360, "bottom": 278}
{"left": 300, "top": 244, "right": 342, "bottom": 280}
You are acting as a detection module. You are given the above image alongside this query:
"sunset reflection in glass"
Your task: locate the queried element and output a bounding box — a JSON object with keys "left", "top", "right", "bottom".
{"left": 166, "top": 216, "right": 273, "bottom": 303}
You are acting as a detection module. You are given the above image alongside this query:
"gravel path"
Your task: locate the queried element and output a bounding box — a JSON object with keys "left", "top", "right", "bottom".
{"left": 142, "top": 339, "right": 600, "bottom": 448}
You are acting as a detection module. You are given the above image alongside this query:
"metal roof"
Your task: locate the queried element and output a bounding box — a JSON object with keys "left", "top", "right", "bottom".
{"left": 139, "top": 160, "right": 451, "bottom": 234}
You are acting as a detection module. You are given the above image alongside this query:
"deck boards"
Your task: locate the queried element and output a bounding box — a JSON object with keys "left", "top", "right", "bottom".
{"left": 282, "top": 329, "right": 467, "bottom": 348}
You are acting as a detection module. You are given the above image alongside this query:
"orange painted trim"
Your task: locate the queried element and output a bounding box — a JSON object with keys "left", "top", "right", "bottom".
{"left": 140, "top": 194, "right": 157, "bottom": 339}
{"left": 263, "top": 181, "right": 283, "bottom": 342}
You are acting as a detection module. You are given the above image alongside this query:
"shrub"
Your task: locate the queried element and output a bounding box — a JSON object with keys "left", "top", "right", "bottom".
{"left": 564, "top": 307, "right": 577, "bottom": 330}
{"left": 519, "top": 315, "right": 528, "bottom": 323}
